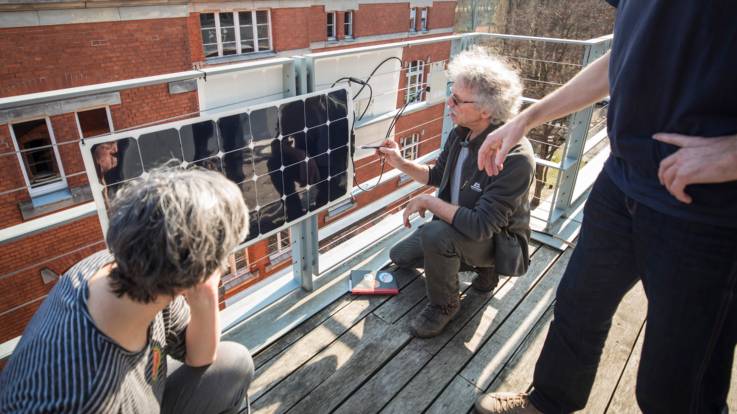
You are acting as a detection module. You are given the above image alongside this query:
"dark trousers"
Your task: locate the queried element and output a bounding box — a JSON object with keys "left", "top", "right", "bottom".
{"left": 162, "top": 341, "right": 255, "bottom": 414}
{"left": 389, "top": 220, "right": 495, "bottom": 306}
{"left": 529, "top": 172, "right": 737, "bottom": 414}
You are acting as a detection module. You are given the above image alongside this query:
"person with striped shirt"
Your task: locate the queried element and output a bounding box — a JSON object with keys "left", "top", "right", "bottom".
{"left": 0, "top": 167, "right": 254, "bottom": 413}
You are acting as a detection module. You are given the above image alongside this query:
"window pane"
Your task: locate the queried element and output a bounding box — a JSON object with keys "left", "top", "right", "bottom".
{"left": 239, "top": 11, "right": 252, "bottom": 25}
{"left": 203, "top": 43, "right": 219, "bottom": 58}
{"left": 241, "top": 40, "right": 255, "bottom": 53}
{"left": 220, "top": 12, "right": 234, "bottom": 26}
{"left": 327, "top": 13, "right": 334, "bottom": 25}
{"left": 257, "top": 25, "right": 269, "bottom": 38}
{"left": 240, "top": 26, "right": 254, "bottom": 41}
{"left": 258, "top": 38, "right": 270, "bottom": 50}
{"left": 12, "top": 119, "right": 62, "bottom": 187}
{"left": 200, "top": 13, "right": 215, "bottom": 28}
{"left": 256, "top": 10, "right": 268, "bottom": 24}
{"left": 77, "top": 108, "right": 111, "bottom": 138}
{"left": 222, "top": 42, "right": 237, "bottom": 55}
{"left": 221, "top": 27, "right": 235, "bottom": 42}
{"left": 201, "top": 28, "right": 217, "bottom": 44}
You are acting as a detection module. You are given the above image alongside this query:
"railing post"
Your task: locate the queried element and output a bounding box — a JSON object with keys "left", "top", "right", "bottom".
{"left": 546, "top": 39, "right": 611, "bottom": 229}
{"left": 287, "top": 55, "right": 320, "bottom": 291}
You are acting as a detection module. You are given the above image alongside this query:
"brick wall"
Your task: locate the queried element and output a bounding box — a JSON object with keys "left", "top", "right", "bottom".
{"left": 429, "top": 2, "right": 457, "bottom": 29}
{"left": 0, "top": 215, "right": 105, "bottom": 343}
{"left": 354, "top": 3, "right": 410, "bottom": 37}
{"left": 0, "top": 18, "right": 193, "bottom": 98}
{"left": 271, "top": 7, "right": 311, "bottom": 51}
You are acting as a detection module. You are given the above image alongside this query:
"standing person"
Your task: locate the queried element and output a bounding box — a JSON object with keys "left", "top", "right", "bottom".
{"left": 380, "top": 47, "right": 535, "bottom": 338}
{"left": 0, "top": 167, "right": 255, "bottom": 413}
{"left": 474, "top": 1, "right": 737, "bottom": 413}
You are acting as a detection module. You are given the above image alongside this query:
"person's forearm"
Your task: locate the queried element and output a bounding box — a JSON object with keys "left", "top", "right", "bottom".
{"left": 184, "top": 295, "right": 220, "bottom": 367}
{"left": 423, "top": 195, "right": 459, "bottom": 224}
{"left": 396, "top": 158, "right": 431, "bottom": 185}
{"left": 519, "top": 51, "right": 611, "bottom": 131}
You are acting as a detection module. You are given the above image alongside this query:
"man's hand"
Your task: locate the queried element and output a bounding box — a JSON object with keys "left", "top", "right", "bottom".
{"left": 183, "top": 270, "right": 222, "bottom": 367}
{"left": 654, "top": 133, "right": 737, "bottom": 204}
{"left": 377, "top": 139, "right": 404, "bottom": 168}
{"left": 477, "top": 117, "right": 528, "bottom": 176}
{"left": 183, "top": 270, "right": 221, "bottom": 312}
{"left": 403, "top": 195, "right": 428, "bottom": 228}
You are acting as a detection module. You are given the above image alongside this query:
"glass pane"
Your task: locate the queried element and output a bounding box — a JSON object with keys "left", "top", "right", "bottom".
{"left": 220, "top": 12, "right": 234, "bottom": 26}
{"left": 223, "top": 148, "right": 255, "bottom": 183}
{"left": 258, "top": 38, "right": 270, "bottom": 51}
{"left": 90, "top": 137, "right": 143, "bottom": 186}
{"left": 241, "top": 40, "right": 255, "bottom": 53}
{"left": 77, "top": 108, "right": 111, "bottom": 138}
{"left": 327, "top": 13, "right": 334, "bottom": 25}
{"left": 201, "top": 28, "right": 217, "bottom": 44}
{"left": 203, "top": 43, "right": 219, "bottom": 58}
{"left": 281, "top": 132, "right": 306, "bottom": 167}
{"left": 221, "top": 27, "right": 235, "bottom": 42}
{"left": 180, "top": 120, "right": 219, "bottom": 162}
{"left": 11, "top": 119, "right": 62, "bottom": 187}
{"left": 240, "top": 26, "right": 254, "bottom": 41}
{"left": 138, "top": 128, "right": 183, "bottom": 171}
{"left": 222, "top": 42, "right": 237, "bottom": 55}
{"left": 258, "top": 200, "right": 285, "bottom": 234}
{"left": 279, "top": 100, "right": 305, "bottom": 136}
{"left": 200, "top": 13, "right": 215, "bottom": 28}
{"left": 256, "top": 10, "right": 268, "bottom": 24}
{"left": 305, "top": 95, "right": 327, "bottom": 128}
{"left": 257, "top": 25, "right": 269, "bottom": 39}
{"left": 239, "top": 11, "right": 252, "bottom": 25}
{"left": 217, "top": 112, "right": 251, "bottom": 152}
{"left": 256, "top": 170, "right": 283, "bottom": 206}
{"left": 327, "top": 89, "right": 348, "bottom": 120}
{"left": 305, "top": 125, "right": 329, "bottom": 157}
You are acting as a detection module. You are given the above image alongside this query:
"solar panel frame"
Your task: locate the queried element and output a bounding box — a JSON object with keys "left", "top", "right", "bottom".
{"left": 80, "top": 86, "right": 353, "bottom": 249}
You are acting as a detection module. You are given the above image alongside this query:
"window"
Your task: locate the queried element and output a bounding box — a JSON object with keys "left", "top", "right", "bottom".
{"left": 327, "top": 12, "right": 337, "bottom": 39}
{"left": 405, "top": 60, "right": 425, "bottom": 104}
{"left": 420, "top": 8, "right": 428, "bottom": 31}
{"left": 268, "top": 229, "right": 292, "bottom": 264}
{"left": 76, "top": 107, "right": 113, "bottom": 138}
{"left": 409, "top": 8, "right": 416, "bottom": 32}
{"left": 10, "top": 118, "right": 67, "bottom": 197}
{"left": 344, "top": 11, "right": 353, "bottom": 38}
{"left": 200, "top": 10, "right": 272, "bottom": 59}
{"left": 401, "top": 133, "right": 420, "bottom": 160}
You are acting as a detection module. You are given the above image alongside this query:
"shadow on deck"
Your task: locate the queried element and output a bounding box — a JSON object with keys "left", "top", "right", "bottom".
{"left": 234, "top": 242, "right": 737, "bottom": 413}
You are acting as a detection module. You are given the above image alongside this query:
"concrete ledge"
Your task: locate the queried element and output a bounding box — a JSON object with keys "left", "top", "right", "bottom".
{"left": 0, "top": 4, "right": 188, "bottom": 27}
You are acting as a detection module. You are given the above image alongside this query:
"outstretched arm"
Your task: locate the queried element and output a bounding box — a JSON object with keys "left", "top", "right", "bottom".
{"left": 183, "top": 271, "right": 222, "bottom": 367}
{"left": 478, "top": 51, "right": 611, "bottom": 176}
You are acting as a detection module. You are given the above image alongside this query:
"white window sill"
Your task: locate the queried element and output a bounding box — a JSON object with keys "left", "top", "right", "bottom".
{"left": 204, "top": 51, "right": 277, "bottom": 65}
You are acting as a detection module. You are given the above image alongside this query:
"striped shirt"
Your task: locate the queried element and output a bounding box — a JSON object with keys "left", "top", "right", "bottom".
{"left": 0, "top": 250, "right": 190, "bottom": 413}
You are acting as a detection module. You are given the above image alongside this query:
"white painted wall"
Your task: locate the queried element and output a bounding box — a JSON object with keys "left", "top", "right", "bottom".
{"left": 197, "top": 65, "right": 285, "bottom": 114}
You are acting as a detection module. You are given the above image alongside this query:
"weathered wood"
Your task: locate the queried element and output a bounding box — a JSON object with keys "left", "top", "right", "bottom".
{"left": 425, "top": 375, "right": 483, "bottom": 414}
{"left": 606, "top": 323, "right": 645, "bottom": 414}
{"left": 379, "top": 247, "right": 563, "bottom": 414}
{"left": 579, "top": 283, "right": 647, "bottom": 413}
{"left": 249, "top": 296, "right": 387, "bottom": 401}
{"left": 288, "top": 319, "right": 412, "bottom": 413}
{"left": 251, "top": 314, "right": 396, "bottom": 414}
{"left": 252, "top": 294, "right": 355, "bottom": 369}
{"left": 372, "top": 275, "right": 429, "bottom": 325}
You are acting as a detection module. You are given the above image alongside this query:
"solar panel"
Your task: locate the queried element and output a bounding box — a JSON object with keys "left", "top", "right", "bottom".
{"left": 80, "top": 87, "right": 353, "bottom": 246}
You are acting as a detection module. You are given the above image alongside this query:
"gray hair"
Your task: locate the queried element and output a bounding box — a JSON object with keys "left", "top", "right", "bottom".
{"left": 106, "top": 166, "right": 248, "bottom": 303}
{"left": 447, "top": 46, "right": 522, "bottom": 124}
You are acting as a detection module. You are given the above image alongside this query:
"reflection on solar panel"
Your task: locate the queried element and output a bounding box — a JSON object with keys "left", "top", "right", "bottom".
{"left": 81, "top": 87, "right": 352, "bottom": 245}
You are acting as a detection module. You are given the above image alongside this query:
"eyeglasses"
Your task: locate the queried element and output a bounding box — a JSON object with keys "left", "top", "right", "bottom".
{"left": 449, "top": 93, "right": 476, "bottom": 106}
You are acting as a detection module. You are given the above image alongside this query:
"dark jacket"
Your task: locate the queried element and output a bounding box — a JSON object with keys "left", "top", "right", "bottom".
{"left": 427, "top": 123, "right": 535, "bottom": 275}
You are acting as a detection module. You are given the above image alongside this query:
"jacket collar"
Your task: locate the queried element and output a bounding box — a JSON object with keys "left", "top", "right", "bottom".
{"left": 454, "top": 122, "right": 502, "bottom": 153}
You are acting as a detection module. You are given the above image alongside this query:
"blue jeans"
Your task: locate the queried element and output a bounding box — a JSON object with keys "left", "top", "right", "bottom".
{"left": 529, "top": 172, "right": 737, "bottom": 413}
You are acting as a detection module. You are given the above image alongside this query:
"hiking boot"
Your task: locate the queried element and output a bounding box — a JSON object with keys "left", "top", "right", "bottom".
{"left": 471, "top": 267, "right": 499, "bottom": 292}
{"left": 474, "top": 392, "right": 541, "bottom": 414}
{"left": 409, "top": 302, "right": 459, "bottom": 338}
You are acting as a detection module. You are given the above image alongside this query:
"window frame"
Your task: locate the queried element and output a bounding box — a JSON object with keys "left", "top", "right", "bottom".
{"left": 405, "top": 60, "right": 425, "bottom": 104}
{"left": 420, "top": 7, "right": 428, "bottom": 31}
{"left": 74, "top": 106, "right": 115, "bottom": 139}
{"left": 400, "top": 133, "right": 420, "bottom": 160}
{"left": 409, "top": 7, "right": 417, "bottom": 32}
{"left": 9, "top": 117, "right": 68, "bottom": 198}
{"left": 327, "top": 11, "right": 337, "bottom": 40}
{"left": 200, "top": 10, "right": 273, "bottom": 59}
{"left": 344, "top": 11, "right": 354, "bottom": 39}
{"left": 268, "top": 229, "right": 292, "bottom": 264}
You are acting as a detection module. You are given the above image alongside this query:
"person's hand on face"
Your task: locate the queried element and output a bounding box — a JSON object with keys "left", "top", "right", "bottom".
{"left": 94, "top": 142, "right": 119, "bottom": 174}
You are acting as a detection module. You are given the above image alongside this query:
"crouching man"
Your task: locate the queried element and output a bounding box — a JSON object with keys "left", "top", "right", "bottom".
{"left": 0, "top": 167, "right": 253, "bottom": 413}
{"left": 379, "top": 47, "right": 535, "bottom": 338}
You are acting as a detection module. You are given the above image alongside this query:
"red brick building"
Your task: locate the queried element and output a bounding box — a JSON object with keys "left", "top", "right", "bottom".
{"left": 0, "top": 0, "right": 456, "bottom": 353}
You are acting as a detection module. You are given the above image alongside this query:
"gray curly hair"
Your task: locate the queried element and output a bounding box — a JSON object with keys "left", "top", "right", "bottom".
{"left": 447, "top": 46, "right": 522, "bottom": 124}
{"left": 106, "top": 166, "right": 248, "bottom": 303}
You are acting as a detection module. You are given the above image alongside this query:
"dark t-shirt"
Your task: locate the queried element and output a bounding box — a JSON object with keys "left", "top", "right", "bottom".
{"left": 604, "top": 0, "right": 737, "bottom": 227}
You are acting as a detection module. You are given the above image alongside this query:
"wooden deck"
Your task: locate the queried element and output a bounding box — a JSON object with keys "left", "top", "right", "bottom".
{"left": 238, "top": 242, "right": 737, "bottom": 414}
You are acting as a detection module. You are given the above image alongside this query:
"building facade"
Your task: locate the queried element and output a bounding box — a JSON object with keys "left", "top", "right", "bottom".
{"left": 0, "top": 0, "right": 457, "bottom": 354}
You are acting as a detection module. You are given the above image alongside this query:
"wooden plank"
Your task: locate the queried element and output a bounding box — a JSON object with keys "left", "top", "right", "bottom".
{"left": 372, "top": 275, "right": 430, "bottom": 325}
{"left": 378, "top": 247, "right": 564, "bottom": 414}
{"left": 288, "top": 318, "right": 413, "bottom": 413}
{"left": 425, "top": 375, "right": 484, "bottom": 414}
{"left": 579, "top": 283, "right": 646, "bottom": 413}
{"left": 251, "top": 314, "right": 399, "bottom": 414}
{"left": 252, "top": 294, "right": 354, "bottom": 369}
{"left": 424, "top": 251, "right": 572, "bottom": 414}
{"left": 606, "top": 323, "right": 645, "bottom": 414}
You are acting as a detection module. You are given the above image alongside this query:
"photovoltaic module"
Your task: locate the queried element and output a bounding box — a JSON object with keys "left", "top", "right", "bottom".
{"left": 80, "top": 87, "right": 353, "bottom": 245}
